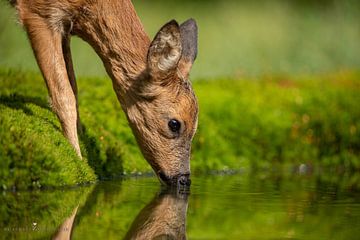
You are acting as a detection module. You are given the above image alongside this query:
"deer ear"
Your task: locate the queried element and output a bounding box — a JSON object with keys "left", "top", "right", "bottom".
{"left": 178, "top": 19, "right": 198, "bottom": 79}
{"left": 147, "top": 20, "right": 182, "bottom": 77}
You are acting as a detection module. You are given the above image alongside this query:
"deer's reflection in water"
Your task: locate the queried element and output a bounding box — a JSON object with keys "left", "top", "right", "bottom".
{"left": 124, "top": 189, "right": 189, "bottom": 240}
{"left": 53, "top": 188, "right": 189, "bottom": 240}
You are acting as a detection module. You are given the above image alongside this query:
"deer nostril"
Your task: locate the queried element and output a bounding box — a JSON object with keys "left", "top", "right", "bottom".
{"left": 158, "top": 172, "right": 191, "bottom": 187}
{"left": 178, "top": 175, "right": 191, "bottom": 187}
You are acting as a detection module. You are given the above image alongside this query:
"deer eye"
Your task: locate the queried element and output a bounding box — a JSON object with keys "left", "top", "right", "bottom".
{"left": 168, "top": 119, "right": 181, "bottom": 133}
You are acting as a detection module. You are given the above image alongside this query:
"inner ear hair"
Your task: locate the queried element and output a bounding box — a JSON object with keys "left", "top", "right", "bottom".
{"left": 148, "top": 20, "right": 182, "bottom": 76}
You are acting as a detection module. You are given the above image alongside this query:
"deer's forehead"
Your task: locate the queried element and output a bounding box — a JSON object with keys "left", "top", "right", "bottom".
{"left": 181, "top": 93, "right": 198, "bottom": 115}
{"left": 167, "top": 85, "right": 197, "bottom": 109}
{"left": 154, "top": 81, "right": 198, "bottom": 122}
{"left": 176, "top": 91, "right": 198, "bottom": 131}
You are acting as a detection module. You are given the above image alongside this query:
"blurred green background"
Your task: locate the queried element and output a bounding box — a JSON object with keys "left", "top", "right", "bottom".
{"left": 1, "top": 0, "right": 360, "bottom": 78}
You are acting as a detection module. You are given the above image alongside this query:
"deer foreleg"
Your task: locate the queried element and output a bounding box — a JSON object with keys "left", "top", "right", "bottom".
{"left": 24, "top": 15, "right": 82, "bottom": 157}
{"left": 62, "top": 35, "right": 82, "bottom": 134}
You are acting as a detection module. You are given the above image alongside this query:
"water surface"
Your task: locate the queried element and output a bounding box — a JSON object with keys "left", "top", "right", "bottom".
{"left": 1, "top": 174, "right": 360, "bottom": 239}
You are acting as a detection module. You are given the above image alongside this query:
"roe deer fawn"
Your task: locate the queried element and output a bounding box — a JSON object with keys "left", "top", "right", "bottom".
{"left": 10, "top": 0, "right": 198, "bottom": 187}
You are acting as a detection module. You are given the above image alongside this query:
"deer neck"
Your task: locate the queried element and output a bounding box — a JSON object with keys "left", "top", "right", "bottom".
{"left": 74, "top": 0, "right": 151, "bottom": 103}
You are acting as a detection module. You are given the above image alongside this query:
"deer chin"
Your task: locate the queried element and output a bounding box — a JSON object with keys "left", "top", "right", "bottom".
{"left": 149, "top": 150, "right": 191, "bottom": 187}
{"left": 143, "top": 151, "right": 192, "bottom": 188}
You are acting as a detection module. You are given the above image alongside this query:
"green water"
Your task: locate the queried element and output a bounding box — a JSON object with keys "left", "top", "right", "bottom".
{"left": 1, "top": 174, "right": 360, "bottom": 239}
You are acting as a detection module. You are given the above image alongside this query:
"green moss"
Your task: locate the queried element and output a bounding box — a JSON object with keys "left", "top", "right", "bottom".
{"left": 1, "top": 69, "right": 359, "bottom": 189}
{"left": 0, "top": 95, "right": 96, "bottom": 189}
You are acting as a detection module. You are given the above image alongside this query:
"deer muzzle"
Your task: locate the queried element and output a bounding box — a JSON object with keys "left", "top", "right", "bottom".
{"left": 158, "top": 172, "right": 191, "bottom": 187}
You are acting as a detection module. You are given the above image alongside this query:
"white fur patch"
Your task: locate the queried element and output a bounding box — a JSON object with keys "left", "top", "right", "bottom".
{"left": 153, "top": 32, "right": 181, "bottom": 71}
{"left": 48, "top": 8, "right": 71, "bottom": 34}
{"left": 158, "top": 48, "right": 181, "bottom": 71}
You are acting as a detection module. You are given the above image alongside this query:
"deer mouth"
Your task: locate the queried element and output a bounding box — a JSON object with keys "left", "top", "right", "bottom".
{"left": 158, "top": 172, "right": 191, "bottom": 188}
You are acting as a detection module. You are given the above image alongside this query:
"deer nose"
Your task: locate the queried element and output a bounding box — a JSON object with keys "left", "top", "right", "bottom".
{"left": 158, "top": 172, "right": 191, "bottom": 187}
{"left": 177, "top": 174, "right": 191, "bottom": 187}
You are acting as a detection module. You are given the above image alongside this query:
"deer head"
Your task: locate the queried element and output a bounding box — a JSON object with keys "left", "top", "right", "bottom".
{"left": 126, "top": 19, "right": 198, "bottom": 187}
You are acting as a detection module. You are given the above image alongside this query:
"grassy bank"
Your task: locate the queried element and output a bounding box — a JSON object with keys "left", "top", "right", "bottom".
{"left": 0, "top": 69, "right": 359, "bottom": 189}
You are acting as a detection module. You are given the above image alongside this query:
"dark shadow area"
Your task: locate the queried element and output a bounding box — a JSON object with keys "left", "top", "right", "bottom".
{"left": 79, "top": 125, "right": 102, "bottom": 175}
{"left": 0, "top": 93, "right": 50, "bottom": 113}
{"left": 79, "top": 125, "right": 124, "bottom": 180}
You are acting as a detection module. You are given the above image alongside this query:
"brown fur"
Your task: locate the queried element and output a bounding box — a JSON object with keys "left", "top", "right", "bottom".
{"left": 12, "top": 0, "right": 198, "bottom": 182}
